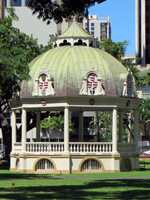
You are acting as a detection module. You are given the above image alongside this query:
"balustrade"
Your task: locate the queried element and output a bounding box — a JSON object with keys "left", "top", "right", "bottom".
{"left": 26, "top": 142, "right": 64, "bottom": 153}
{"left": 12, "top": 142, "right": 136, "bottom": 154}
{"left": 69, "top": 142, "right": 112, "bottom": 153}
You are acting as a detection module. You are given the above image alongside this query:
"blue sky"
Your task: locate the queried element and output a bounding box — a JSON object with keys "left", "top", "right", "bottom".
{"left": 89, "top": 0, "right": 135, "bottom": 55}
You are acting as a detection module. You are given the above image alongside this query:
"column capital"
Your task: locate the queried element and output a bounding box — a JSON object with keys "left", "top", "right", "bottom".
{"left": 64, "top": 106, "right": 69, "bottom": 109}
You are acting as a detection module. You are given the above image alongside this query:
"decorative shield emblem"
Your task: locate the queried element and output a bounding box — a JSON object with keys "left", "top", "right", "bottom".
{"left": 93, "top": 81, "right": 98, "bottom": 88}
{"left": 39, "top": 82, "right": 43, "bottom": 89}
{"left": 44, "top": 81, "right": 48, "bottom": 89}
{"left": 88, "top": 81, "right": 92, "bottom": 88}
{"left": 41, "top": 99, "right": 46, "bottom": 106}
{"left": 90, "top": 74, "right": 95, "bottom": 82}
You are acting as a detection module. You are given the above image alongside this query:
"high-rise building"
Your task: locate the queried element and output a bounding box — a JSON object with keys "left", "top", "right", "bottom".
{"left": 135, "top": 0, "right": 150, "bottom": 69}
{"left": 1, "top": 0, "right": 82, "bottom": 45}
{"left": 83, "top": 15, "right": 111, "bottom": 41}
{"left": 1, "top": 0, "right": 57, "bottom": 45}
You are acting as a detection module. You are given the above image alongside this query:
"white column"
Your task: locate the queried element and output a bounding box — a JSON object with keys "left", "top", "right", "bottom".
{"left": 64, "top": 107, "right": 69, "bottom": 153}
{"left": 36, "top": 111, "right": 40, "bottom": 142}
{"left": 79, "top": 111, "right": 83, "bottom": 142}
{"left": 22, "top": 109, "right": 27, "bottom": 153}
{"left": 22, "top": 0, "right": 26, "bottom": 6}
{"left": 11, "top": 111, "right": 16, "bottom": 152}
{"left": 118, "top": 111, "right": 123, "bottom": 143}
{"left": 112, "top": 107, "right": 117, "bottom": 153}
{"left": 141, "top": 0, "right": 146, "bottom": 67}
{"left": 7, "top": 0, "right": 11, "bottom": 7}
{"left": 134, "top": 110, "right": 139, "bottom": 152}
{"left": 135, "top": 0, "right": 140, "bottom": 62}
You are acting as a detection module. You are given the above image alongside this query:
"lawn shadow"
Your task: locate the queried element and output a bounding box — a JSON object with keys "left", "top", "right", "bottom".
{"left": 0, "top": 179, "right": 150, "bottom": 199}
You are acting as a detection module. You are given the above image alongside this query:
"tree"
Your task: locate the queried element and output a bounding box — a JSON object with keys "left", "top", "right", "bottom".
{"left": 89, "top": 111, "right": 112, "bottom": 142}
{"left": 98, "top": 39, "right": 128, "bottom": 62}
{"left": 92, "top": 38, "right": 150, "bottom": 141}
{"left": 138, "top": 98, "right": 150, "bottom": 137}
{"left": 98, "top": 38, "right": 150, "bottom": 89}
{"left": 27, "top": 0, "right": 106, "bottom": 24}
{"left": 41, "top": 115, "right": 75, "bottom": 135}
{"left": 0, "top": 7, "right": 54, "bottom": 154}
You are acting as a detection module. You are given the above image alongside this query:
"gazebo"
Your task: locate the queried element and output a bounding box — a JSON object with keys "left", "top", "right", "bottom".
{"left": 10, "top": 21, "right": 139, "bottom": 174}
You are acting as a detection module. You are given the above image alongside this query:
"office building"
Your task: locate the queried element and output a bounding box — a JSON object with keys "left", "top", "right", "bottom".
{"left": 135, "top": 0, "right": 150, "bottom": 68}
{"left": 83, "top": 15, "right": 111, "bottom": 41}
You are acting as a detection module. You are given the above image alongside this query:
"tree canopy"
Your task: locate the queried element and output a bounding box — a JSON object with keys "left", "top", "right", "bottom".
{"left": 41, "top": 115, "right": 75, "bottom": 134}
{"left": 0, "top": 7, "right": 53, "bottom": 112}
{"left": 0, "top": 7, "right": 54, "bottom": 153}
{"left": 98, "top": 38, "right": 150, "bottom": 89}
{"left": 27, "top": 0, "right": 106, "bottom": 24}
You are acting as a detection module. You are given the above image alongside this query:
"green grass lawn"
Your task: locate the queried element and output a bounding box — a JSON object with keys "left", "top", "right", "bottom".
{"left": 0, "top": 178, "right": 150, "bottom": 199}
{"left": 0, "top": 164, "right": 150, "bottom": 199}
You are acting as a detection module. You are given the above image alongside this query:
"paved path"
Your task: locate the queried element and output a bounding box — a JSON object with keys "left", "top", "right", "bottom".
{"left": 0, "top": 176, "right": 150, "bottom": 183}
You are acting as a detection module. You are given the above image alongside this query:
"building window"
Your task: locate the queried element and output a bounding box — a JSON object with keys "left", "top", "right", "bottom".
{"left": 81, "top": 159, "right": 101, "bottom": 172}
{"left": 91, "top": 27, "right": 94, "bottom": 30}
{"left": 101, "top": 31, "right": 106, "bottom": 35}
{"left": 101, "top": 23, "right": 107, "bottom": 26}
{"left": 101, "top": 27, "right": 106, "bottom": 31}
{"left": 91, "top": 23, "right": 95, "bottom": 26}
{"left": 91, "top": 32, "right": 94, "bottom": 36}
{"left": 36, "top": 159, "right": 54, "bottom": 171}
{"left": 11, "top": 0, "right": 21, "bottom": 6}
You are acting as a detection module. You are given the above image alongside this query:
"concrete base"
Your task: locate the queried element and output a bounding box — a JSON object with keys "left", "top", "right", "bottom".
{"left": 10, "top": 153, "right": 139, "bottom": 174}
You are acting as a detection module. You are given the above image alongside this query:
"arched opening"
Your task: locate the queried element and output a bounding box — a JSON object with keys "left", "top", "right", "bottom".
{"left": 59, "top": 40, "right": 71, "bottom": 46}
{"left": 81, "top": 159, "right": 101, "bottom": 172}
{"left": 74, "top": 39, "right": 87, "bottom": 46}
{"left": 36, "top": 159, "right": 54, "bottom": 172}
{"left": 89, "top": 41, "right": 93, "bottom": 47}
{"left": 120, "top": 158, "right": 131, "bottom": 171}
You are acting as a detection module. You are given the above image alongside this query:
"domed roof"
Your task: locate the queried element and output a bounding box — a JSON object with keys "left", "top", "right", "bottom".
{"left": 20, "top": 22, "right": 137, "bottom": 98}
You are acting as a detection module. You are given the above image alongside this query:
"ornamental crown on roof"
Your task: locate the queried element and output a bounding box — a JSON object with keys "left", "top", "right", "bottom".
{"left": 53, "top": 20, "right": 96, "bottom": 47}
